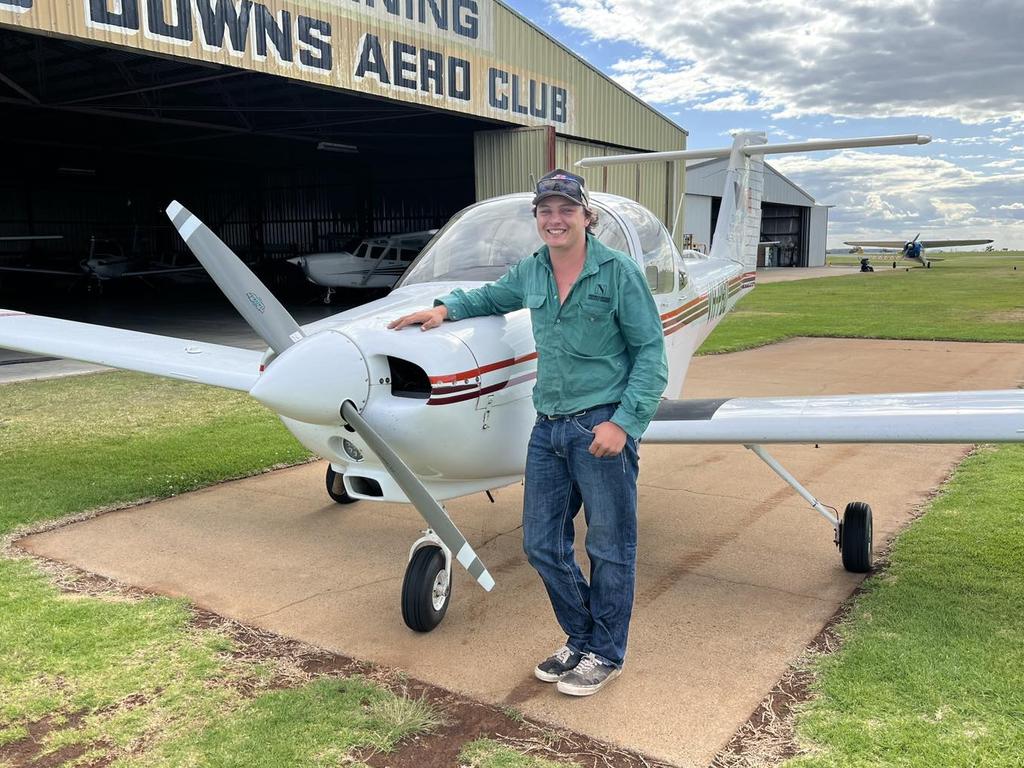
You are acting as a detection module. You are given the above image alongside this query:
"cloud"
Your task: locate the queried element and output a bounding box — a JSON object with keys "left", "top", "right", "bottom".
{"left": 767, "top": 150, "right": 1024, "bottom": 246}
{"left": 552, "top": 0, "right": 1023, "bottom": 123}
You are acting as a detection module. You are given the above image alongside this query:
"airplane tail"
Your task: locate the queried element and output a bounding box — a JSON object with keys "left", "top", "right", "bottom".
{"left": 707, "top": 132, "right": 765, "bottom": 272}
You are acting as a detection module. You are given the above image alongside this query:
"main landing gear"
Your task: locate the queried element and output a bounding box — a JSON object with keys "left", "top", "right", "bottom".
{"left": 745, "top": 445, "right": 873, "bottom": 573}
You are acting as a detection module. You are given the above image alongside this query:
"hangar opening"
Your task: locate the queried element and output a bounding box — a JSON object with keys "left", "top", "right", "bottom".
{"left": 0, "top": 0, "right": 686, "bottom": 318}
{"left": 687, "top": 159, "right": 830, "bottom": 268}
{"left": 0, "top": 27, "right": 491, "bottom": 295}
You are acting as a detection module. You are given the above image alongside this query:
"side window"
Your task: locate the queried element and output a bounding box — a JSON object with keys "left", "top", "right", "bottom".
{"left": 590, "top": 208, "right": 630, "bottom": 254}
{"left": 611, "top": 201, "right": 676, "bottom": 294}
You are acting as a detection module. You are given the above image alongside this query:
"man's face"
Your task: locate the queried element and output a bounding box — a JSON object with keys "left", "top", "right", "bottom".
{"left": 535, "top": 196, "right": 589, "bottom": 252}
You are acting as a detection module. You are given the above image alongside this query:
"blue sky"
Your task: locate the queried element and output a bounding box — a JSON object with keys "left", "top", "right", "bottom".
{"left": 501, "top": 0, "right": 1024, "bottom": 249}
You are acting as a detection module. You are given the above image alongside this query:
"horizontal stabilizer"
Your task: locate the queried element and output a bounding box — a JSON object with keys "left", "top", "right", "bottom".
{"left": 0, "top": 310, "right": 262, "bottom": 391}
{"left": 643, "top": 391, "right": 1024, "bottom": 444}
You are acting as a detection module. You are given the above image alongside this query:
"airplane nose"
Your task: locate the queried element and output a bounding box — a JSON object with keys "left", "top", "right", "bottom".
{"left": 249, "top": 330, "right": 369, "bottom": 424}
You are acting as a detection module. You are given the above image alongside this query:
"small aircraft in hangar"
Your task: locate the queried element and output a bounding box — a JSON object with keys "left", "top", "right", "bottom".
{"left": 0, "top": 236, "right": 204, "bottom": 293}
{"left": 843, "top": 234, "right": 994, "bottom": 268}
{"left": 4, "top": 133, "right": 1024, "bottom": 633}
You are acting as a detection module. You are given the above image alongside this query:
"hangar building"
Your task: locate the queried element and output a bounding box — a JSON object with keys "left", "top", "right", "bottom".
{"left": 683, "top": 158, "right": 830, "bottom": 268}
{"left": 0, "top": 0, "right": 686, "bottom": 286}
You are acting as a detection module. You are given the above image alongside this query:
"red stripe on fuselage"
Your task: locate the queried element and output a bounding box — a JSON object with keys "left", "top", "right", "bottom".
{"left": 428, "top": 351, "right": 538, "bottom": 384}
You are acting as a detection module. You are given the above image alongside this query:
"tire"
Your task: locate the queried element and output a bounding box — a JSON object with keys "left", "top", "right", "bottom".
{"left": 840, "top": 501, "right": 873, "bottom": 573}
{"left": 325, "top": 465, "right": 357, "bottom": 504}
{"left": 402, "top": 545, "right": 450, "bottom": 632}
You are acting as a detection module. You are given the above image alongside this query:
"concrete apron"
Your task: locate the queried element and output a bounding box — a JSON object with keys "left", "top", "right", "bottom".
{"left": 20, "top": 339, "right": 1024, "bottom": 767}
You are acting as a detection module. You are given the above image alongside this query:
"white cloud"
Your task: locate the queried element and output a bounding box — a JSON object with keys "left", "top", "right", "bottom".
{"left": 552, "top": 0, "right": 1023, "bottom": 123}
{"left": 768, "top": 150, "right": 1024, "bottom": 247}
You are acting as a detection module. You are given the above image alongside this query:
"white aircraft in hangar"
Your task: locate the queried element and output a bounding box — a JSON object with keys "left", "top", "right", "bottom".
{"left": 4, "top": 132, "right": 1024, "bottom": 633}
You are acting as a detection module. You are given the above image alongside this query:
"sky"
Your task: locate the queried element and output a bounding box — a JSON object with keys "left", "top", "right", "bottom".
{"left": 500, "top": 0, "right": 1024, "bottom": 250}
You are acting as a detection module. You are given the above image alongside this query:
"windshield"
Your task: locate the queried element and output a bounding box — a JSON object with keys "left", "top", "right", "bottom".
{"left": 399, "top": 197, "right": 630, "bottom": 285}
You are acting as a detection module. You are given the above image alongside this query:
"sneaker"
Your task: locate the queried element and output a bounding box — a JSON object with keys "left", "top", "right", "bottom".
{"left": 534, "top": 645, "right": 583, "bottom": 682}
{"left": 556, "top": 652, "right": 621, "bottom": 696}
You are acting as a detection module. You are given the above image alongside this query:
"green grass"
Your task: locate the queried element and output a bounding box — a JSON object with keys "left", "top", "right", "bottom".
{"left": 703, "top": 251, "right": 1024, "bottom": 354}
{"left": 787, "top": 446, "right": 1024, "bottom": 767}
{"left": 0, "top": 371, "right": 311, "bottom": 533}
{"left": 0, "top": 372, "right": 445, "bottom": 765}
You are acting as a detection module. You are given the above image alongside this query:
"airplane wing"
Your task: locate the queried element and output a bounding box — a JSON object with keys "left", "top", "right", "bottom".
{"left": 918, "top": 239, "right": 993, "bottom": 248}
{"left": 0, "top": 266, "right": 83, "bottom": 276}
{"left": 0, "top": 310, "right": 262, "bottom": 391}
{"left": 643, "top": 391, "right": 1024, "bottom": 444}
{"left": 843, "top": 240, "right": 905, "bottom": 248}
{"left": 118, "top": 265, "right": 207, "bottom": 277}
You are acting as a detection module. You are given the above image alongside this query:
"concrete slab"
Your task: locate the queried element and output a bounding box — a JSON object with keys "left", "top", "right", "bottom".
{"left": 19, "top": 338, "right": 1024, "bottom": 766}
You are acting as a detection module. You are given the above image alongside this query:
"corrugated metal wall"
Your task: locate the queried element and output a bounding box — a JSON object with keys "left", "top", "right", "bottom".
{"left": 474, "top": 127, "right": 551, "bottom": 199}
{"left": 475, "top": 130, "right": 682, "bottom": 228}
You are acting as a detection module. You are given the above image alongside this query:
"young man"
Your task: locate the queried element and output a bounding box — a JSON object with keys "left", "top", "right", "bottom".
{"left": 389, "top": 170, "right": 667, "bottom": 695}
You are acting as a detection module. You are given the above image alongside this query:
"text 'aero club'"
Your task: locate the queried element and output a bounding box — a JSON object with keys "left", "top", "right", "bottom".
{"left": 5, "top": 133, "right": 1024, "bottom": 632}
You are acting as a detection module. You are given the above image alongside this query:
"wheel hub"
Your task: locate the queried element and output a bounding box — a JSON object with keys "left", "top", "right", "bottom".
{"left": 431, "top": 569, "right": 449, "bottom": 611}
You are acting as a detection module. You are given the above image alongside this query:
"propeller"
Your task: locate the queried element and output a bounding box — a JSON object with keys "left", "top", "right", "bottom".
{"left": 166, "top": 202, "right": 495, "bottom": 590}
{"left": 166, "top": 201, "right": 304, "bottom": 355}
{"left": 341, "top": 402, "right": 495, "bottom": 592}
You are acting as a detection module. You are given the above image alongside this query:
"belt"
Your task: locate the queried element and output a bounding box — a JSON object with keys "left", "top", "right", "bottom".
{"left": 539, "top": 403, "right": 618, "bottom": 421}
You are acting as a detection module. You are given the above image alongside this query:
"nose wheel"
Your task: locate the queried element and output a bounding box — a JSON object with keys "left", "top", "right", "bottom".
{"left": 402, "top": 543, "right": 451, "bottom": 632}
{"left": 325, "top": 465, "right": 357, "bottom": 504}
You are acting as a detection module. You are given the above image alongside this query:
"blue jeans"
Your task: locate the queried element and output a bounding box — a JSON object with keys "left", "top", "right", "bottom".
{"left": 523, "top": 403, "right": 639, "bottom": 668}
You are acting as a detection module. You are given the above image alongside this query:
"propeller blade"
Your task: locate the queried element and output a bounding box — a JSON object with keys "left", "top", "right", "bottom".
{"left": 340, "top": 401, "right": 495, "bottom": 592}
{"left": 913, "top": 233, "right": 921, "bottom": 243}
{"left": 166, "top": 201, "right": 303, "bottom": 355}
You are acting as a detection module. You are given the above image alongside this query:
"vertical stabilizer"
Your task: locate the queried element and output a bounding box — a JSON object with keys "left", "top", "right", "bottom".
{"left": 708, "top": 132, "right": 765, "bottom": 272}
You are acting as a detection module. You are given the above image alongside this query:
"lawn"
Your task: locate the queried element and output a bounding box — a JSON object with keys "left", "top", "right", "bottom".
{"left": 702, "top": 251, "right": 1024, "bottom": 354}
{"left": 2, "top": 253, "right": 1024, "bottom": 766}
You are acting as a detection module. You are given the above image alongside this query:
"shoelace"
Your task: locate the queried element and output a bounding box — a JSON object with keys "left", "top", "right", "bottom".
{"left": 573, "top": 653, "right": 602, "bottom": 674}
{"left": 552, "top": 645, "right": 574, "bottom": 664}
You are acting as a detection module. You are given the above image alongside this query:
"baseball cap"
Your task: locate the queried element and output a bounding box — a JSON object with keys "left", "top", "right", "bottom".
{"left": 532, "top": 169, "right": 590, "bottom": 209}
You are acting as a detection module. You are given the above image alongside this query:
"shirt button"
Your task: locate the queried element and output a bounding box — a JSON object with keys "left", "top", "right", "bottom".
{"left": 555, "top": 319, "right": 560, "bottom": 324}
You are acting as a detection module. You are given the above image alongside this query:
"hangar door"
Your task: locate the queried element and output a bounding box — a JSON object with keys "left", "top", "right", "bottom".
{"left": 474, "top": 127, "right": 555, "bottom": 200}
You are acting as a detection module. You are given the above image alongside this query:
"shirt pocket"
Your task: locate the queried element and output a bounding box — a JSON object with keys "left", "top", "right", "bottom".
{"left": 567, "top": 298, "right": 623, "bottom": 357}
{"left": 525, "top": 293, "right": 549, "bottom": 345}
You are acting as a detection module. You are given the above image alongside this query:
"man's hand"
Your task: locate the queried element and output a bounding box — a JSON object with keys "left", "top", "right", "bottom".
{"left": 589, "top": 421, "right": 627, "bottom": 457}
{"left": 388, "top": 305, "right": 448, "bottom": 331}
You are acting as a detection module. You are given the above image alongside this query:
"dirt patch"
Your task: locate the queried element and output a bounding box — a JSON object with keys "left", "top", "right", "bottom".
{"left": 984, "top": 309, "right": 1024, "bottom": 324}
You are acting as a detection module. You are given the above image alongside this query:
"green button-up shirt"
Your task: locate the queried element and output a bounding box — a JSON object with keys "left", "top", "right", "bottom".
{"left": 436, "top": 235, "right": 668, "bottom": 439}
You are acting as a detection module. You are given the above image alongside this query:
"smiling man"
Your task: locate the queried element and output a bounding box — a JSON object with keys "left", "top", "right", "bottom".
{"left": 389, "top": 169, "right": 667, "bottom": 695}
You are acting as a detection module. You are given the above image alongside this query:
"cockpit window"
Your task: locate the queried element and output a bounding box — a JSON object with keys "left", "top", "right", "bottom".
{"left": 399, "top": 197, "right": 630, "bottom": 285}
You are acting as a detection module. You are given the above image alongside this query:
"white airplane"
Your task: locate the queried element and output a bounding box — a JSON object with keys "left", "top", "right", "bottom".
{"left": 287, "top": 230, "right": 437, "bottom": 304}
{"left": 843, "top": 234, "right": 994, "bottom": 268}
{"left": 0, "top": 236, "right": 204, "bottom": 292}
{"left": 4, "top": 133, "right": 1024, "bottom": 634}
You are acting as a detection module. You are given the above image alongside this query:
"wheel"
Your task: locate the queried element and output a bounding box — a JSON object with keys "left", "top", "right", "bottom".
{"left": 325, "top": 465, "right": 357, "bottom": 504}
{"left": 402, "top": 545, "right": 450, "bottom": 632}
{"left": 840, "top": 501, "right": 873, "bottom": 573}
{"left": 926, "top": 261, "right": 932, "bottom": 268}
